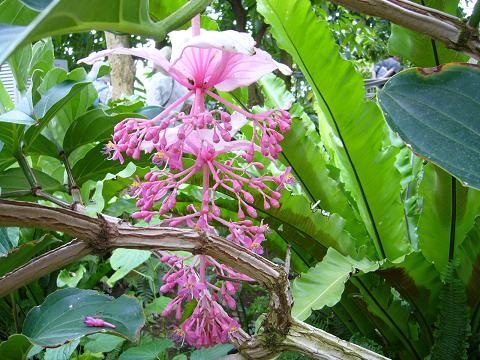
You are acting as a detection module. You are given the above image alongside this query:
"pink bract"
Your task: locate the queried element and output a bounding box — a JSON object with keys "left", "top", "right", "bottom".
{"left": 82, "top": 16, "right": 294, "bottom": 348}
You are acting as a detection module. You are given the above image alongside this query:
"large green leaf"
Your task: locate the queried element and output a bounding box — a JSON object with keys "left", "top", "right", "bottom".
{"left": 257, "top": 0, "right": 410, "bottom": 261}
{"left": 388, "top": 0, "right": 467, "bottom": 66}
{"left": 379, "top": 63, "right": 480, "bottom": 190}
{"left": 0, "top": 0, "right": 210, "bottom": 65}
{"left": 292, "top": 247, "right": 379, "bottom": 321}
{"left": 190, "top": 344, "right": 235, "bottom": 360}
{"left": 352, "top": 275, "right": 429, "bottom": 359}
{"left": 259, "top": 74, "right": 372, "bottom": 258}
{"left": 0, "top": 334, "right": 32, "bottom": 360}
{"left": 22, "top": 288, "right": 145, "bottom": 347}
{"left": 63, "top": 109, "right": 142, "bottom": 155}
{"left": 416, "top": 165, "right": 480, "bottom": 273}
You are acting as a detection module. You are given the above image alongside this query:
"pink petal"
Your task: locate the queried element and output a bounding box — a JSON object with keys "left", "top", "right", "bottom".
{"left": 214, "top": 49, "right": 292, "bottom": 92}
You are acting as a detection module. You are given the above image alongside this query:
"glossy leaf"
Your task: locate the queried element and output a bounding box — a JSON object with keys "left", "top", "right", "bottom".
{"left": 22, "top": 288, "right": 145, "bottom": 347}
{"left": 379, "top": 63, "right": 480, "bottom": 190}
{"left": 292, "top": 247, "right": 379, "bottom": 321}
{"left": 257, "top": 0, "right": 410, "bottom": 261}
{"left": 259, "top": 74, "right": 372, "bottom": 258}
{"left": 63, "top": 109, "right": 143, "bottom": 155}
{"left": 0, "top": 334, "right": 32, "bottom": 360}
{"left": 416, "top": 165, "right": 480, "bottom": 273}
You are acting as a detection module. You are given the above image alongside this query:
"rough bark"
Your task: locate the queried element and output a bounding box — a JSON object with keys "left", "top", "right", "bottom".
{"left": 329, "top": 0, "right": 480, "bottom": 60}
{"left": 105, "top": 32, "right": 135, "bottom": 99}
{"left": 0, "top": 200, "right": 388, "bottom": 360}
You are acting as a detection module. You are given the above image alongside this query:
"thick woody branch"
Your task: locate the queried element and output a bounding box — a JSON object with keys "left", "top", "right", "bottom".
{"left": 329, "top": 0, "right": 480, "bottom": 60}
{"left": 0, "top": 200, "right": 386, "bottom": 360}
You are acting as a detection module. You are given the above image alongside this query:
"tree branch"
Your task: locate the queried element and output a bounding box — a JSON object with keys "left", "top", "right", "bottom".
{"left": 328, "top": 0, "right": 480, "bottom": 60}
{"left": 0, "top": 200, "right": 387, "bottom": 360}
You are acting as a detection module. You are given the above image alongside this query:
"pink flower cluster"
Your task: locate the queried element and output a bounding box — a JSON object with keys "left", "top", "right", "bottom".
{"left": 84, "top": 15, "right": 293, "bottom": 348}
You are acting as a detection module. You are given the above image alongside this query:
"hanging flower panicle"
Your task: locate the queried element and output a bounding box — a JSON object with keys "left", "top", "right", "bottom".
{"left": 80, "top": 15, "right": 293, "bottom": 348}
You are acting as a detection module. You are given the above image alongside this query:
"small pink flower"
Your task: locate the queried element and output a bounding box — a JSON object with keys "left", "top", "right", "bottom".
{"left": 83, "top": 316, "right": 116, "bottom": 328}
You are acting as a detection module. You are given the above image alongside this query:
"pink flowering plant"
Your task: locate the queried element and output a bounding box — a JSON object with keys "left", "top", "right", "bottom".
{"left": 80, "top": 16, "right": 293, "bottom": 348}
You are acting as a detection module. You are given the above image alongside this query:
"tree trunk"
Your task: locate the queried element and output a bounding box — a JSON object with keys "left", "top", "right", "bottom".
{"left": 105, "top": 32, "right": 135, "bottom": 99}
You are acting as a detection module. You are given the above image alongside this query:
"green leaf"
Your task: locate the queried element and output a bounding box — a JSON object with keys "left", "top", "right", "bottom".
{"left": 190, "top": 344, "right": 234, "bottom": 360}
{"left": 71, "top": 144, "right": 125, "bottom": 186}
{"left": 7, "top": 45, "right": 32, "bottom": 94}
{"left": 84, "top": 334, "right": 125, "bottom": 354}
{"left": 0, "top": 110, "right": 35, "bottom": 125}
{"left": 22, "top": 288, "right": 145, "bottom": 347}
{"left": 0, "top": 167, "right": 63, "bottom": 193}
{"left": 20, "top": 0, "right": 53, "bottom": 12}
{"left": 388, "top": 0, "right": 467, "bottom": 66}
{"left": 292, "top": 247, "right": 379, "bottom": 321}
{"left": 416, "top": 165, "right": 480, "bottom": 273}
{"left": 107, "top": 249, "right": 151, "bottom": 287}
{"left": 63, "top": 109, "right": 142, "bottom": 155}
{"left": 259, "top": 74, "right": 372, "bottom": 258}
{"left": 0, "top": 80, "right": 15, "bottom": 113}
{"left": 0, "top": 334, "right": 32, "bottom": 360}
{"left": 44, "top": 339, "right": 80, "bottom": 360}
{"left": 379, "top": 63, "right": 480, "bottom": 190}
{"left": 118, "top": 339, "right": 173, "bottom": 360}
{"left": 0, "top": 227, "right": 19, "bottom": 256}
{"left": 57, "top": 264, "right": 87, "bottom": 288}
{"left": 257, "top": 0, "right": 410, "bottom": 261}
{"left": 144, "top": 297, "right": 172, "bottom": 317}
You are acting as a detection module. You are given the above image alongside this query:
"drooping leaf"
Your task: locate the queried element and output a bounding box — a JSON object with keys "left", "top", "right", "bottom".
{"left": 388, "top": 0, "right": 467, "bottom": 66}
{"left": 292, "top": 247, "right": 379, "bottom": 321}
{"left": 22, "top": 288, "right": 145, "bottom": 347}
{"left": 257, "top": 0, "right": 410, "bottom": 261}
{"left": 118, "top": 339, "right": 173, "bottom": 360}
{"left": 107, "top": 249, "right": 151, "bottom": 287}
{"left": 379, "top": 63, "right": 480, "bottom": 190}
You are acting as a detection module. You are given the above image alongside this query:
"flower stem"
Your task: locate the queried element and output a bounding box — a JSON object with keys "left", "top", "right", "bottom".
{"left": 192, "top": 14, "right": 201, "bottom": 36}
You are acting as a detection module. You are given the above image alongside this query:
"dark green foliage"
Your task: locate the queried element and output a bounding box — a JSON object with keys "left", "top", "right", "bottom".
{"left": 430, "top": 262, "right": 470, "bottom": 360}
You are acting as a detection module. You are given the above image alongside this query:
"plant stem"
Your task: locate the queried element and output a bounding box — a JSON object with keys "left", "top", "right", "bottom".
{"left": 17, "top": 154, "right": 39, "bottom": 189}
{"left": 10, "top": 293, "right": 19, "bottom": 333}
{"left": 59, "top": 149, "right": 83, "bottom": 206}
{"left": 469, "top": 0, "right": 480, "bottom": 29}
